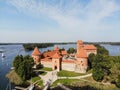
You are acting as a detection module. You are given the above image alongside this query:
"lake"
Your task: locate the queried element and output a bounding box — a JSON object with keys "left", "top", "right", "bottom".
{"left": 0, "top": 44, "right": 120, "bottom": 89}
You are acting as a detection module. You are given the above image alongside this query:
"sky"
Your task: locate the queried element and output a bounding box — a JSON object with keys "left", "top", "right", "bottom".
{"left": 0, "top": 0, "right": 120, "bottom": 43}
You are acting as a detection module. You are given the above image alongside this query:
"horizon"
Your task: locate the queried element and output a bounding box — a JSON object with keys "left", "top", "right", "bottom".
{"left": 0, "top": 0, "right": 120, "bottom": 43}
{"left": 0, "top": 41, "right": 120, "bottom": 44}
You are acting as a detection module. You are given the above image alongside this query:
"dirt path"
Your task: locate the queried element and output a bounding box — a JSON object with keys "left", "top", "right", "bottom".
{"left": 39, "top": 70, "right": 57, "bottom": 90}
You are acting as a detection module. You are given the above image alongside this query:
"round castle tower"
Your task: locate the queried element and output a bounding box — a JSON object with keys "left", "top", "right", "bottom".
{"left": 32, "top": 47, "right": 41, "bottom": 65}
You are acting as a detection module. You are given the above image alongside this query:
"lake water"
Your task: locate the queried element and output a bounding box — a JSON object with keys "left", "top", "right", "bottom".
{"left": 0, "top": 44, "right": 120, "bottom": 90}
{"left": 101, "top": 44, "right": 120, "bottom": 56}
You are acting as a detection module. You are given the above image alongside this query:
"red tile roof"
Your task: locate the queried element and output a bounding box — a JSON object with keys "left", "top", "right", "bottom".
{"left": 61, "top": 50, "right": 67, "bottom": 55}
{"left": 76, "top": 49, "right": 87, "bottom": 58}
{"left": 83, "top": 45, "right": 97, "bottom": 50}
{"left": 52, "top": 52, "right": 62, "bottom": 59}
{"left": 32, "top": 47, "right": 41, "bottom": 56}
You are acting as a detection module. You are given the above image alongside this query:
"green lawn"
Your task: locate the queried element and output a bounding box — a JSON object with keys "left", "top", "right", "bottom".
{"left": 57, "top": 70, "right": 85, "bottom": 77}
{"left": 52, "top": 78, "right": 120, "bottom": 90}
{"left": 40, "top": 67, "right": 52, "bottom": 71}
{"left": 52, "top": 79, "right": 79, "bottom": 86}
{"left": 37, "top": 80, "right": 43, "bottom": 87}
{"left": 41, "top": 72, "right": 47, "bottom": 76}
{"left": 31, "top": 76, "right": 40, "bottom": 83}
{"left": 29, "top": 76, "right": 43, "bottom": 87}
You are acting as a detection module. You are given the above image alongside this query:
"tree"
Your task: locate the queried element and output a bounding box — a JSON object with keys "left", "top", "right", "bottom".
{"left": 67, "top": 47, "right": 76, "bottom": 54}
{"left": 91, "top": 45, "right": 120, "bottom": 87}
{"left": 92, "top": 54, "right": 111, "bottom": 82}
{"left": 12, "top": 55, "right": 34, "bottom": 81}
{"left": 88, "top": 53, "right": 96, "bottom": 68}
{"left": 116, "top": 75, "right": 120, "bottom": 88}
{"left": 109, "top": 56, "right": 120, "bottom": 83}
{"left": 13, "top": 55, "right": 24, "bottom": 72}
{"left": 93, "top": 65, "right": 104, "bottom": 81}
{"left": 96, "top": 45, "right": 109, "bottom": 55}
{"left": 60, "top": 48, "right": 65, "bottom": 51}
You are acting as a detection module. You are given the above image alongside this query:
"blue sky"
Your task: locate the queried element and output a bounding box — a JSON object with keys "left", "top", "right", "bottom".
{"left": 0, "top": 0, "right": 120, "bottom": 43}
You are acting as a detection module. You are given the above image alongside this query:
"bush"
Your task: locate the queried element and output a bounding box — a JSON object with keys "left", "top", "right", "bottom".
{"left": 67, "top": 47, "right": 76, "bottom": 54}
{"left": 116, "top": 75, "right": 120, "bottom": 88}
{"left": 92, "top": 65, "right": 104, "bottom": 81}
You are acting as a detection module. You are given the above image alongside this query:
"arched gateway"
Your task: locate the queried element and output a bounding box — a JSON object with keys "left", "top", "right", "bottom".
{"left": 52, "top": 52, "right": 62, "bottom": 72}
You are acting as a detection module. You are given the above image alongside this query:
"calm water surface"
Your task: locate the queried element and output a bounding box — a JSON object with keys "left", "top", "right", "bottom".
{"left": 101, "top": 44, "right": 120, "bottom": 56}
{"left": 0, "top": 44, "right": 120, "bottom": 89}
{"left": 0, "top": 44, "right": 75, "bottom": 90}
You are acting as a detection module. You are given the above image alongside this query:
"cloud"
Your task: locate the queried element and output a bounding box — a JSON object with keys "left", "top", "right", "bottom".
{"left": 4, "top": 0, "right": 120, "bottom": 42}
{"left": 7, "top": 0, "right": 120, "bottom": 28}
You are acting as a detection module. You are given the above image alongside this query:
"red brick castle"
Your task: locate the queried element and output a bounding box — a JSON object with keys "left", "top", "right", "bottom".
{"left": 32, "top": 40, "right": 97, "bottom": 73}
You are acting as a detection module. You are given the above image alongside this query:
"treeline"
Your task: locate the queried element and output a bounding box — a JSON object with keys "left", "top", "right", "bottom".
{"left": 110, "top": 42, "right": 120, "bottom": 45}
{"left": 23, "top": 42, "right": 75, "bottom": 51}
{"left": 0, "top": 43, "right": 23, "bottom": 45}
{"left": 23, "top": 43, "right": 54, "bottom": 51}
{"left": 88, "top": 44, "right": 120, "bottom": 88}
{"left": 84, "top": 42, "right": 120, "bottom": 45}
{"left": 1, "top": 42, "right": 120, "bottom": 45}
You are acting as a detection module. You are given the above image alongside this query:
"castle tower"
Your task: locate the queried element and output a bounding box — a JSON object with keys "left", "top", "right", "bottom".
{"left": 54, "top": 45, "right": 60, "bottom": 53}
{"left": 75, "top": 48, "right": 88, "bottom": 73}
{"left": 32, "top": 47, "right": 41, "bottom": 65}
{"left": 52, "top": 52, "right": 62, "bottom": 72}
{"left": 77, "top": 40, "right": 83, "bottom": 54}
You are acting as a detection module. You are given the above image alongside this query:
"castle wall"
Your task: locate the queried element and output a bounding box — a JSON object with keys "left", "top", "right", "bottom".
{"left": 62, "top": 62, "right": 75, "bottom": 71}
{"left": 41, "top": 60, "right": 75, "bottom": 71}
{"left": 41, "top": 60, "right": 52, "bottom": 68}
{"left": 75, "top": 57, "right": 88, "bottom": 73}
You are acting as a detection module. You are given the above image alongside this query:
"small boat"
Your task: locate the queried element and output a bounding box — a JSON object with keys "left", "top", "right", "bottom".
{"left": 1, "top": 52, "right": 5, "bottom": 58}
{"left": 0, "top": 47, "right": 6, "bottom": 58}
{"left": 11, "top": 67, "right": 15, "bottom": 70}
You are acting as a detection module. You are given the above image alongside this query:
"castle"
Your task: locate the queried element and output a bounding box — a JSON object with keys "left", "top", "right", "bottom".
{"left": 32, "top": 40, "right": 97, "bottom": 73}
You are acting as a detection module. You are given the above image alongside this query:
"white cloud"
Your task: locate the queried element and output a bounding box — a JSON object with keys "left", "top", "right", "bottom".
{"left": 7, "top": 0, "right": 120, "bottom": 29}
{"left": 4, "top": 0, "right": 120, "bottom": 42}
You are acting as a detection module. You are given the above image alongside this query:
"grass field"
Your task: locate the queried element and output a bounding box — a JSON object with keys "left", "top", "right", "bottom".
{"left": 31, "top": 76, "right": 41, "bottom": 83}
{"left": 40, "top": 67, "right": 52, "bottom": 71}
{"left": 37, "top": 80, "right": 43, "bottom": 87}
{"left": 57, "top": 70, "right": 85, "bottom": 77}
{"left": 52, "top": 76, "right": 120, "bottom": 90}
